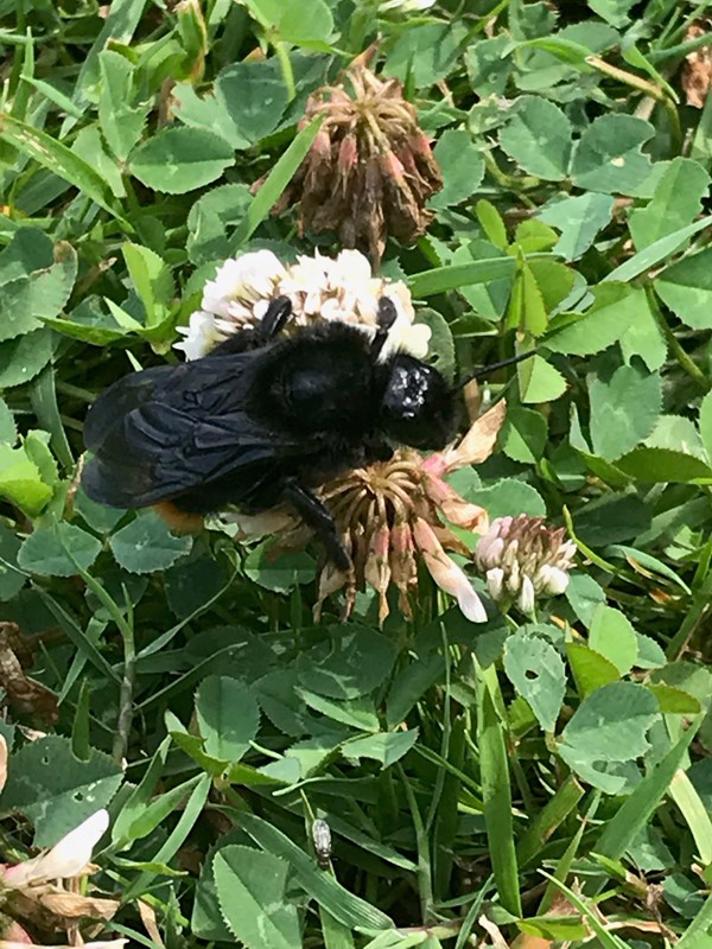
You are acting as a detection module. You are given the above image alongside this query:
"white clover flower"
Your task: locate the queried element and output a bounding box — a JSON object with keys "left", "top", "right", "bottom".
{"left": 175, "top": 247, "right": 431, "bottom": 363}
{"left": 475, "top": 515, "right": 576, "bottom": 614}
{"left": 2, "top": 810, "right": 109, "bottom": 888}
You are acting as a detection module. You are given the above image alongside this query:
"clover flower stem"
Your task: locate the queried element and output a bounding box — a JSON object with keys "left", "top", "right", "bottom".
{"left": 69, "top": 565, "right": 134, "bottom": 764}
{"left": 274, "top": 40, "right": 296, "bottom": 102}
{"left": 645, "top": 285, "right": 710, "bottom": 392}
{"left": 461, "top": 0, "right": 513, "bottom": 42}
{"left": 585, "top": 55, "right": 683, "bottom": 154}
{"left": 482, "top": 152, "right": 539, "bottom": 206}
{"left": 424, "top": 617, "right": 451, "bottom": 834}
{"left": 113, "top": 646, "right": 135, "bottom": 765}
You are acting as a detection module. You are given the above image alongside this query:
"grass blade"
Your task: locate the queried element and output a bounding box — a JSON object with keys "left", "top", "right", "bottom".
{"left": 237, "top": 811, "right": 394, "bottom": 932}
{"left": 320, "top": 907, "right": 357, "bottom": 949}
{"left": 604, "top": 214, "right": 712, "bottom": 283}
{"left": 454, "top": 876, "right": 493, "bottom": 949}
{"left": 228, "top": 116, "right": 323, "bottom": 251}
{"left": 677, "top": 891, "right": 712, "bottom": 949}
{"left": 670, "top": 768, "right": 712, "bottom": 865}
{"left": 474, "top": 659, "right": 522, "bottom": 917}
{"left": 593, "top": 715, "right": 703, "bottom": 862}
{"left": 541, "top": 873, "right": 630, "bottom": 949}
{"left": 408, "top": 259, "right": 516, "bottom": 298}
{"left": 37, "top": 587, "right": 121, "bottom": 684}
{"left": 122, "top": 773, "right": 211, "bottom": 902}
{"left": 0, "top": 113, "right": 128, "bottom": 224}
{"left": 398, "top": 761, "right": 433, "bottom": 923}
{"left": 517, "top": 774, "right": 584, "bottom": 866}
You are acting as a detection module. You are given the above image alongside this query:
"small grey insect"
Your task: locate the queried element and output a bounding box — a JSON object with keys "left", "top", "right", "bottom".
{"left": 311, "top": 818, "right": 332, "bottom": 869}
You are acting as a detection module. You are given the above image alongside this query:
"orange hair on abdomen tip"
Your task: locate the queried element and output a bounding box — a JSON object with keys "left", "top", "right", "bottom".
{"left": 153, "top": 501, "right": 205, "bottom": 535}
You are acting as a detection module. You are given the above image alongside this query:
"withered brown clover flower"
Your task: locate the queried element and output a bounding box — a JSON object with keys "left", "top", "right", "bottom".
{"left": 227, "top": 401, "right": 507, "bottom": 625}
{"left": 268, "top": 54, "right": 443, "bottom": 265}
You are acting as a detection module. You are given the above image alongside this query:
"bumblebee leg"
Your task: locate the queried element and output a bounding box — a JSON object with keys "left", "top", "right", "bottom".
{"left": 209, "top": 297, "right": 293, "bottom": 356}
{"left": 371, "top": 296, "right": 398, "bottom": 360}
{"left": 259, "top": 295, "right": 293, "bottom": 340}
{"left": 282, "top": 479, "right": 350, "bottom": 572}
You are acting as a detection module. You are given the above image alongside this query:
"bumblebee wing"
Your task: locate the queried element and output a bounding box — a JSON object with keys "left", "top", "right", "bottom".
{"left": 81, "top": 353, "right": 311, "bottom": 509}
{"left": 83, "top": 365, "right": 174, "bottom": 454}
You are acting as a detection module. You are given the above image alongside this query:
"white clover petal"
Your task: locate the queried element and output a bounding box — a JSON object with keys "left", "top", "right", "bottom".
{"left": 422, "top": 551, "right": 487, "bottom": 623}
{"left": 281, "top": 252, "right": 333, "bottom": 300}
{"left": 475, "top": 514, "right": 574, "bottom": 612}
{"left": 378, "top": 316, "right": 423, "bottom": 361}
{"left": 480, "top": 536, "right": 505, "bottom": 570}
{"left": 174, "top": 310, "right": 223, "bottom": 361}
{"left": 558, "top": 540, "right": 577, "bottom": 564}
{"left": 518, "top": 575, "right": 536, "bottom": 614}
{"left": 333, "top": 249, "right": 373, "bottom": 286}
{"left": 486, "top": 567, "right": 504, "bottom": 601}
{"left": 253, "top": 298, "right": 270, "bottom": 321}
{"left": 506, "top": 558, "right": 520, "bottom": 594}
{"left": 201, "top": 259, "right": 247, "bottom": 316}
{"left": 3, "top": 809, "right": 109, "bottom": 888}
{"left": 383, "top": 321, "right": 432, "bottom": 360}
{"left": 537, "top": 564, "right": 570, "bottom": 596}
{"left": 387, "top": 281, "right": 416, "bottom": 319}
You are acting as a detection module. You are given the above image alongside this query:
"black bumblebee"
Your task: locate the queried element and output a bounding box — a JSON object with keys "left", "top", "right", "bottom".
{"left": 82, "top": 296, "right": 461, "bottom": 570}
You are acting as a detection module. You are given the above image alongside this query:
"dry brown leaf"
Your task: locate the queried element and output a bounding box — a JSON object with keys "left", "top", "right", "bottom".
{"left": 442, "top": 399, "right": 507, "bottom": 470}
{"left": 39, "top": 891, "right": 119, "bottom": 921}
{"left": 511, "top": 936, "right": 550, "bottom": 949}
{"left": 512, "top": 891, "right": 583, "bottom": 949}
{"left": 139, "top": 900, "right": 165, "bottom": 948}
{"left": 463, "top": 379, "right": 483, "bottom": 422}
{"left": 0, "top": 624, "right": 57, "bottom": 725}
{"left": 682, "top": 21, "right": 712, "bottom": 108}
{"left": 478, "top": 914, "right": 510, "bottom": 948}
{"left": 608, "top": 917, "right": 675, "bottom": 938}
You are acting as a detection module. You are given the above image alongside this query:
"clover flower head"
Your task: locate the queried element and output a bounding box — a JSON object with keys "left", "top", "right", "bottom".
{"left": 475, "top": 515, "right": 576, "bottom": 614}
{"left": 175, "top": 247, "right": 430, "bottom": 362}
{"left": 229, "top": 401, "right": 506, "bottom": 625}
{"left": 253, "top": 53, "right": 443, "bottom": 265}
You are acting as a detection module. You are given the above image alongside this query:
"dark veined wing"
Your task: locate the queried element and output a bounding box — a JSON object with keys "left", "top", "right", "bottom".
{"left": 81, "top": 352, "right": 315, "bottom": 510}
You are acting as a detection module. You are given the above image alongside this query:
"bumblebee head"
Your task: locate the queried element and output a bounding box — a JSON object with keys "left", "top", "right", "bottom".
{"left": 380, "top": 355, "right": 459, "bottom": 450}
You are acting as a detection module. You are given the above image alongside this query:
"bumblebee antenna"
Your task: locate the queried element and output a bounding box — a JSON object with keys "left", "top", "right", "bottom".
{"left": 459, "top": 348, "right": 538, "bottom": 388}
